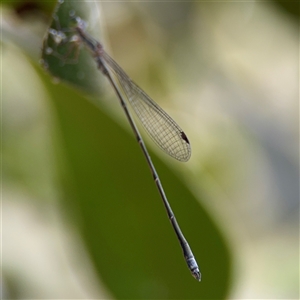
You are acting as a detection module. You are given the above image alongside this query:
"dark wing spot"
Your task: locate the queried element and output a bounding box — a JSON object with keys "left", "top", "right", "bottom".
{"left": 180, "top": 131, "right": 190, "bottom": 144}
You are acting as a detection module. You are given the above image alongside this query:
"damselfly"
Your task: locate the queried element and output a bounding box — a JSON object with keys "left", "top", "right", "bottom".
{"left": 46, "top": 15, "right": 200, "bottom": 281}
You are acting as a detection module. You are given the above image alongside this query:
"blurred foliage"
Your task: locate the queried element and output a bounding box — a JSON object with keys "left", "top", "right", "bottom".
{"left": 273, "top": 0, "right": 300, "bottom": 19}
{"left": 0, "top": 0, "right": 56, "bottom": 19}
{"left": 3, "top": 0, "right": 299, "bottom": 298}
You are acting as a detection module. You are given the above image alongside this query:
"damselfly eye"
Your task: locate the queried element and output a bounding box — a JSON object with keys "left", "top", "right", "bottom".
{"left": 69, "top": 15, "right": 87, "bottom": 31}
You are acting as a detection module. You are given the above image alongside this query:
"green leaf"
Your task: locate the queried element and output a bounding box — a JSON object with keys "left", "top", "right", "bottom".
{"left": 41, "top": 0, "right": 104, "bottom": 94}
{"left": 38, "top": 63, "right": 231, "bottom": 298}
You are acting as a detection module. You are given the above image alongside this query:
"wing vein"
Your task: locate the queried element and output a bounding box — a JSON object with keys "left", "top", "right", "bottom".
{"left": 103, "top": 51, "right": 191, "bottom": 161}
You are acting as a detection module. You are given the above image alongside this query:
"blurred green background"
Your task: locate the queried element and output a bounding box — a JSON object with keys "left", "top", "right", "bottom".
{"left": 1, "top": 0, "right": 299, "bottom": 299}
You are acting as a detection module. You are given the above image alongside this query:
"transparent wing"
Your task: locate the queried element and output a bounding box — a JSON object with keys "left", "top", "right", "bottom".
{"left": 103, "top": 52, "right": 191, "bottom": 162}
